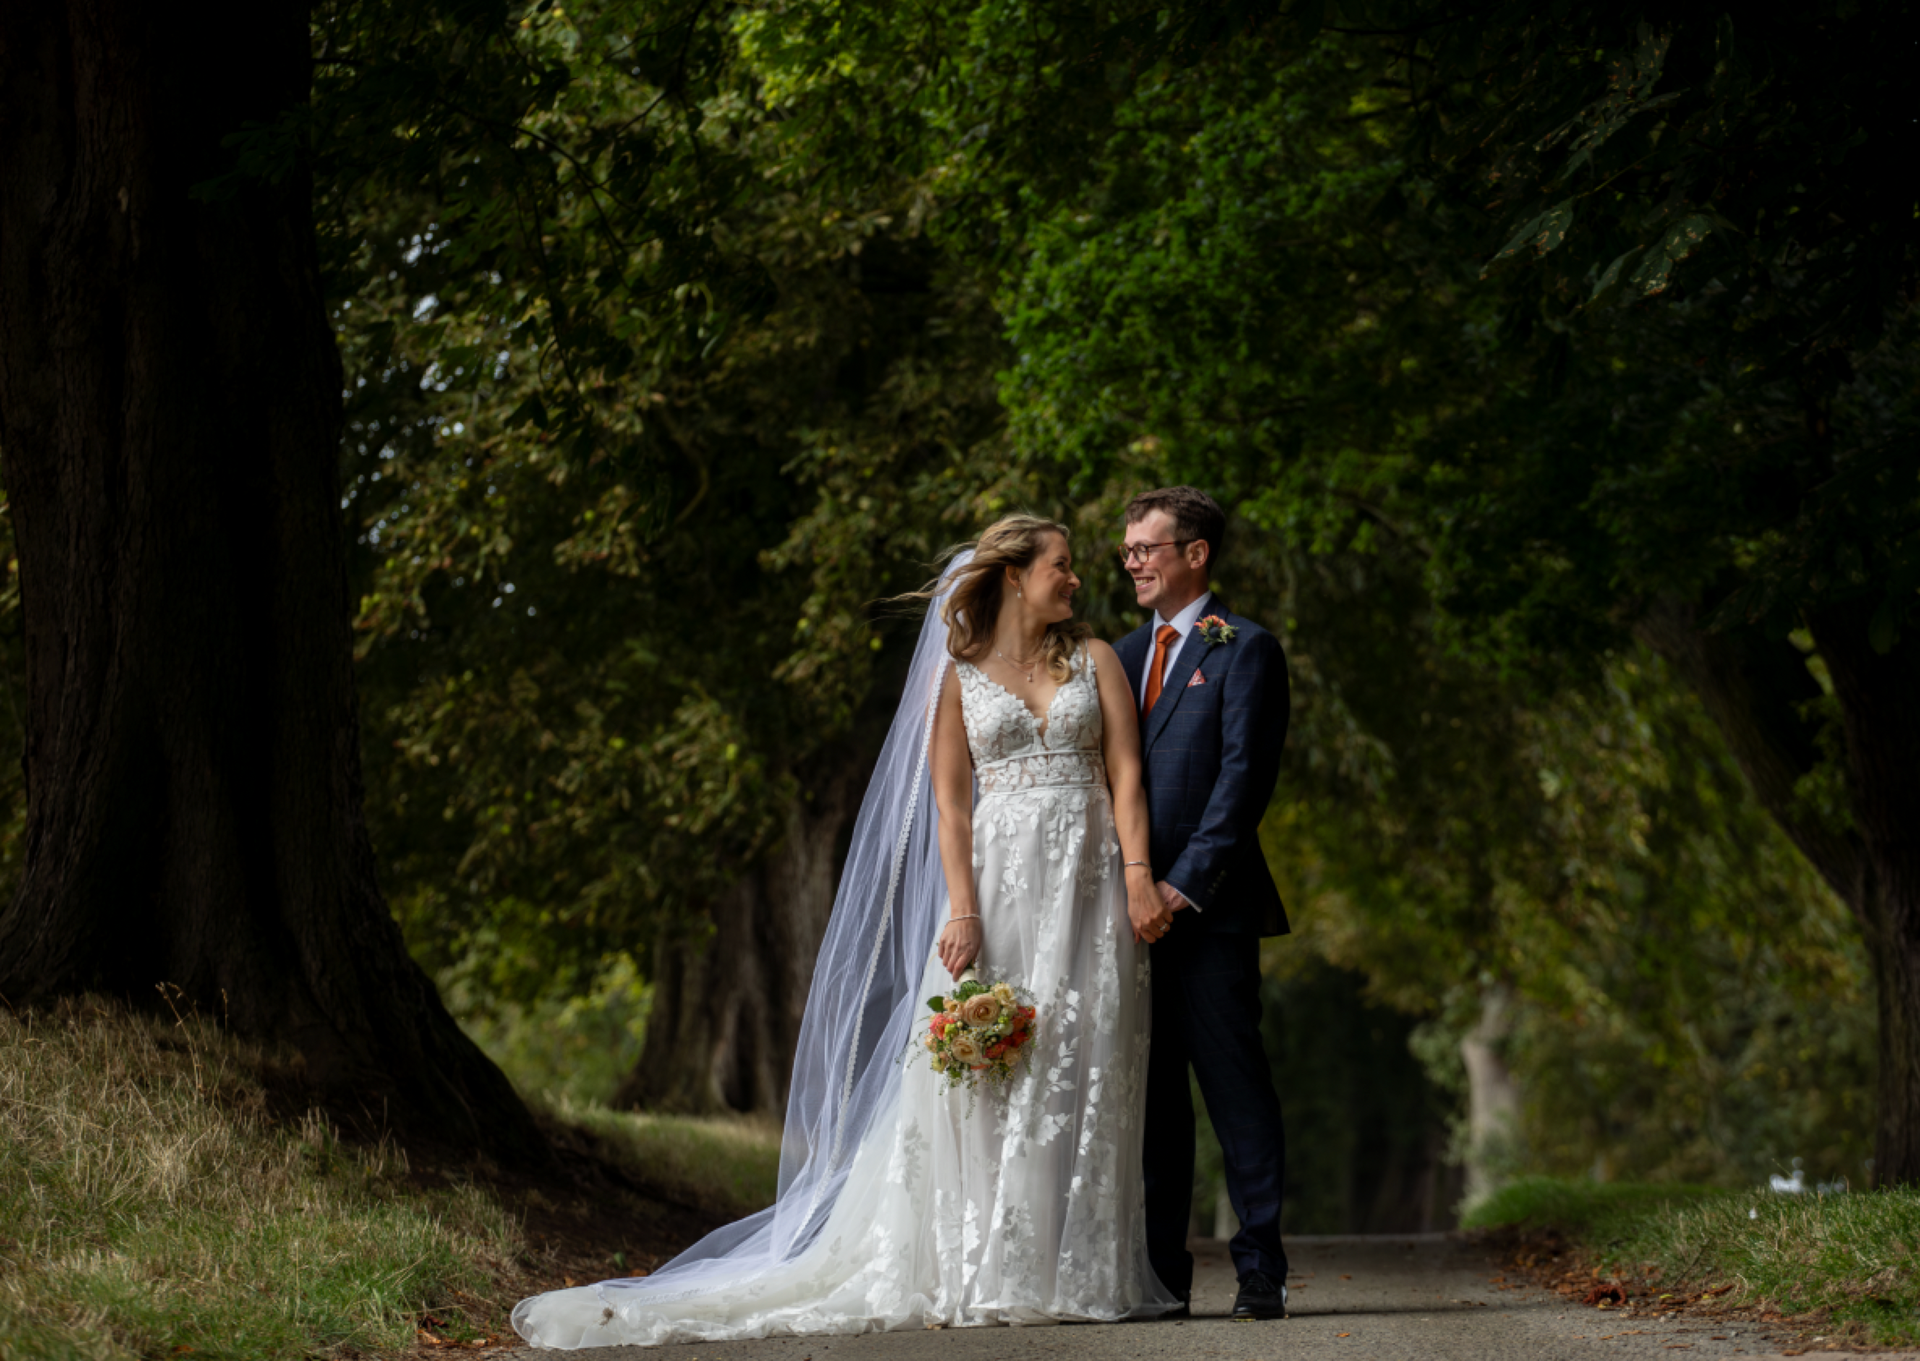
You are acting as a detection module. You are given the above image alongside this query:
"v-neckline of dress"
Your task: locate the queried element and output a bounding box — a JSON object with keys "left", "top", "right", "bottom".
{"left": 969, "top": 660, "right": 1072, "bottom": 745}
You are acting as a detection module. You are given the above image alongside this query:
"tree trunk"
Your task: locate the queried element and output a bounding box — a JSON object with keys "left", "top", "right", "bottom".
{"left": 616, "top": 765, "right": 863, "bottom": 1116}
{"left": 0, "top": 0, "right": 540, "bottom": 1158}
{"left": 1811, "top": 600, "right": 1920, "bottom": 1187}
{"left": 1640, "top": 596, "right": 1920, "bottom": 1185}
{"left": 1460, "top": 982, "right": 1520, "bottom": 1207}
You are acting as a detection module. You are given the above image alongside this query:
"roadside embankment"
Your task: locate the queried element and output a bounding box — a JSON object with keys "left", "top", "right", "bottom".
{"left": 1467, "top": 1175, "right": 1920, "bottom": 1348}
{"left": 0, "top": 998, "right": 778, "bottom": 1360}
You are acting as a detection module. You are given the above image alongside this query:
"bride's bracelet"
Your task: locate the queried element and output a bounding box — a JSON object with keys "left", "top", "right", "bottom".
{"left": 1122, "top": 860, "right": 1150, "bottom": 871}
{"left": 947, "top": 913, "right": 981, "bottom": 924}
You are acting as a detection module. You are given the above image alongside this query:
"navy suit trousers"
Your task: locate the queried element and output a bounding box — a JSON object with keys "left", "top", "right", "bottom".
{"left": 1143, "top": 927, "right": 1288, "bottom": 1297}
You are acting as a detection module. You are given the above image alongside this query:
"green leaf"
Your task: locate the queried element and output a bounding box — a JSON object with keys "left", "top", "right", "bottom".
{"left": 1485, "top": 199, "right": 1574, "bottom": 275}
{"left": 1632, "top": 214, "right": 1714, "bottom": 295}
{"left": 1589, "top": 246, "right": 1648, "bottom": 304}
{"left": 927, "top": 996, "right": 945, "bottom": 1013}
{"left": 506, "top": 395, "right": 549, "bottom": 430}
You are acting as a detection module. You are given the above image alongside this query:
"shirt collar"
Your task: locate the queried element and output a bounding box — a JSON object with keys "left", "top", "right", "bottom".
{"left": 1153, "top": 590, "right": 1213, "bottom": 636}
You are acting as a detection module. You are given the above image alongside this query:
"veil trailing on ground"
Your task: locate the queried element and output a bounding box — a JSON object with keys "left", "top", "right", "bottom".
{"left": 521, "top": 556, "right": 966, "bottom": 1316}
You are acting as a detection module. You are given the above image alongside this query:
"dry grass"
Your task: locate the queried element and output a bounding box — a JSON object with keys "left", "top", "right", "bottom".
{"left": 0, "top": 997, "right": 521, "bottom": 1361}
{"left": 538, "top": 1094, "right": 781, "bottom": 1217}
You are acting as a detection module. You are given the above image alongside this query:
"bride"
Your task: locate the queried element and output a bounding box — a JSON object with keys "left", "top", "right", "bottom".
{"left": 513, "top": 515, "right": 1179, "bottom": 1347}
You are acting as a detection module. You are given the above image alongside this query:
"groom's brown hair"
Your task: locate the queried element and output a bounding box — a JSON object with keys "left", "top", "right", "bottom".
{"left": 1124, "top": 486, "right": 1226, "bottom": 568}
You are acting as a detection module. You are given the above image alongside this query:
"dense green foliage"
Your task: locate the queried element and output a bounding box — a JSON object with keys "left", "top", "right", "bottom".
{"left": 309, "top": 0, "right": 1011, "bottom": 1008}
{"left": 1, "top": 0, "right": 1906, "bottom": 1208}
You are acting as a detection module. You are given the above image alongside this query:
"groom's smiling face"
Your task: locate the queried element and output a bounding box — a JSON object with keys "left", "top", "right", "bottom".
{"left": 1124, "top": 509, "right": 1210, "bottom": 617}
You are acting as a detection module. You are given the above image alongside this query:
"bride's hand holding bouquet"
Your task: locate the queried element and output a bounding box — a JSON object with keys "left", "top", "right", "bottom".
{"left": 937, "top": 910, "right": 983, "bottom": 979}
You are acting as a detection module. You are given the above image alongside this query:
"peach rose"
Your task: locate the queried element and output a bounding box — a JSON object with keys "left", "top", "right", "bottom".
{"left": 958, "top": 994, "right": 1002, "bottom": 1027}
{"left": 947, "top": 1035, "right": 982, "bottom": 1065}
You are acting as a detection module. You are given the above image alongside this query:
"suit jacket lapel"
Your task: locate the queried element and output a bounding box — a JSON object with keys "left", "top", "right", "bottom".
{"left": 1142, "top": 626, "right": 1213, "bottom": 754}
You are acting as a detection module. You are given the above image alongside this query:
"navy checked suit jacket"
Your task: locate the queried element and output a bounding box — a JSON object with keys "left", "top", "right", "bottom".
{"left": 1114, "top": 605, "right": 1291, "bottom": 938}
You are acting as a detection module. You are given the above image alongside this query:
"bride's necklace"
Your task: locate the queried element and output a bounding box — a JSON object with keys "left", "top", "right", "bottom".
{"left": 995, "top": 643, "right": 1043, "bottom": 684}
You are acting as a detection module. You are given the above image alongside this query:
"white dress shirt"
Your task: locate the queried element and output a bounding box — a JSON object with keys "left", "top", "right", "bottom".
{"left": 1136, "top": 590, "right": 1213, "bottom": 707}
{"left": 1138, "top": 589, "right": 1212, "bottom": 912}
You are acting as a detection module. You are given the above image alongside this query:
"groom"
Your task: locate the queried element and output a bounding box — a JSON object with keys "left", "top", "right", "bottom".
{"left": 1114, "top": 486, "right": 1291, "bottom": 1322}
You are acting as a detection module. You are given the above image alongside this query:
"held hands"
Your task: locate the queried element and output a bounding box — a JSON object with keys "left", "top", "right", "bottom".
{"left": 1126, "top": 866, "right": 1171, "bottom": 943}
{"left": 1130, "top": 876, "right": 1190, "bottom": 944}
{"left": 938, "top": 915, "right": 983, "bottom": 980}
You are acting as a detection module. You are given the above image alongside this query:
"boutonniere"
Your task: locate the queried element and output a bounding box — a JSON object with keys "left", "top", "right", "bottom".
{"left": 1196, "top": 614, "right": 1237, "bottom": 644}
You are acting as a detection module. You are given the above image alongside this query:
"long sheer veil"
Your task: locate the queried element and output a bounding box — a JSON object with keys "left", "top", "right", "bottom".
{"left": 520, "top": 554, "right": 966, "bottom": 1316}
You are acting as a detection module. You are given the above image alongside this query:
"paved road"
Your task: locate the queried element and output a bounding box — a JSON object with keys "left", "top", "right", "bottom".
{"left": 556, "top": 1235, "right": 1869, "bottom": 1360}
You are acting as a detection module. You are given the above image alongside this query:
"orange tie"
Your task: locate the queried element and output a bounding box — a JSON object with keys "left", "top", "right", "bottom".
{"left": 1143, "top": 624, "right": 1181, "bottom": 714}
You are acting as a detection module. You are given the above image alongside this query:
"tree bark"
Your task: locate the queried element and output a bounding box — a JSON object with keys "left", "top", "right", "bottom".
{"left": 1810, "top": 599, "right": 1920, "bottom": 1188}
{"left": 1639, "top": 595, "right": 1920, "bottom": 1185}
{"left": 1460, "top": 982, "right": 1520, "bottom": 1207}
{"left": 616, "top": 764, "right": 863, "bottom": 1116}
{"left": 0, "top": 0, "right": 540, "bottom": 1157}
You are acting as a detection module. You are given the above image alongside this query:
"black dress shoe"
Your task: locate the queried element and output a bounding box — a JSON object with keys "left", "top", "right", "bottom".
{"left": 1231, "top": 1271, "right": 1289, "bottom": 1320}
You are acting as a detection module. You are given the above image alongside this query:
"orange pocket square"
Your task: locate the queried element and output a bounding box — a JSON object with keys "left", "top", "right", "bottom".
{"left": 1187, "top": 671, "right": 1206, "bottom": 687}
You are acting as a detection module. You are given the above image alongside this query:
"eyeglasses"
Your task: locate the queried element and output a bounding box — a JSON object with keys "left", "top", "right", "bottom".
{"left": 1117, "top": 539, "right": 1195, "bottom": 567}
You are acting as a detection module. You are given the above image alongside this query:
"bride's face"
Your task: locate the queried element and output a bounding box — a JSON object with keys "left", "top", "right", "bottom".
{"left": 1012, "top": 533, "right": 1080, "bottom": 626}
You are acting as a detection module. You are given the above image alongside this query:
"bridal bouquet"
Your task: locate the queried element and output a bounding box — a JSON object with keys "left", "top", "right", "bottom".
{"left": 921, "top": 970, "right": 1036, "bottom": 1095}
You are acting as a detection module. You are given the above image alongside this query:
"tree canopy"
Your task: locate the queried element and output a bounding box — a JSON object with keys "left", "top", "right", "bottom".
{"left": 0, "top": 0, "right": 1907, "bottom": 1184}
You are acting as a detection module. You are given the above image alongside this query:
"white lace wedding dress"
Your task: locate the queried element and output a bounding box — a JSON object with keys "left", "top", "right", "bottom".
{"left": 513, "top": 648, "right": 1175, "bottom": 1347}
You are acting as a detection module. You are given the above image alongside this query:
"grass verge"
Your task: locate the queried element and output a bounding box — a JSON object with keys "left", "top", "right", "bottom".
{"left": 539, "top": 1094, "right": 780, "bottom": 1218}
{"left": 1462, "top": 1175, "right": 1722, "bottom": 1233}
{"left": 0, "top": 998, "right": 520, "bottom": 1361}
{"left": 1468, "top": 1175, "right": 1920, "bottom": 1346}
{"left": 0, "top": 997, "right": 771, "bottom": 1360}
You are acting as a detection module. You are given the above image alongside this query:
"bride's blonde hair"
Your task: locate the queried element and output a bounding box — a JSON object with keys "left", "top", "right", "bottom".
{"left": 902, "top": 514, "right": 1091, "bottom": 683}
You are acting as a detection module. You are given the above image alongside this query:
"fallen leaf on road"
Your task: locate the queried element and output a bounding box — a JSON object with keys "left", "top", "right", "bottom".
{"left": 1335, "top": 1332, "right": 1351, "bottom": 1338}
{"left": 1585, "top": 1282, "right": 1629, "bottom": 1306}
{"left": 1340, "top": 1274, "right": 1353, "bottom": 1280}
{"left": 415, "top": 1331, "right": 499, "bottom": 1350}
